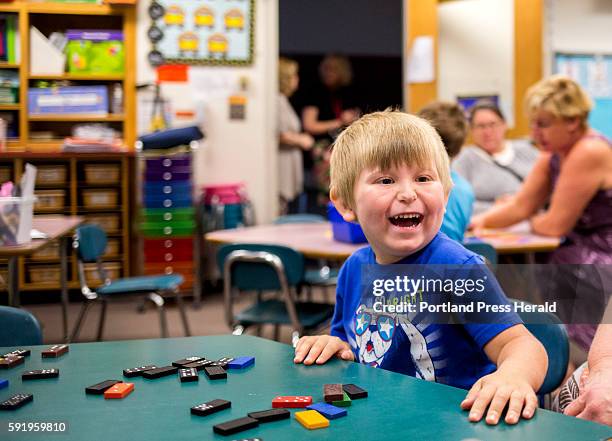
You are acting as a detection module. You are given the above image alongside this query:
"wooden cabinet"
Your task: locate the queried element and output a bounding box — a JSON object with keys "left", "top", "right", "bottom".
{"left": 0, "top": 152, "right": 134, "bottom": 292}
{"left": 0, "top": 1, "right": 136, "bottom": 151}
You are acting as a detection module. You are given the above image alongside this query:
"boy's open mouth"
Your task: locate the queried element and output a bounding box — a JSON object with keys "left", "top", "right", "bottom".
{"left": 389, "top": 213, "right": 423, "bottom": 228}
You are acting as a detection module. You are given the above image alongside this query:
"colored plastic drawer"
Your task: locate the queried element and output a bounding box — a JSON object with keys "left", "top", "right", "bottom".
{"left": 143, "top": 182, "right": 192, "bottom": 198}
{"left": 143, "top": 247, "right": 194, "bottom": 263}
{"left": 143, "top": 237, "right": 193, "bottom": 253}
{"left": 145, "top": 156, "right": 191, "bottom": 169}
{"left": 141, "top": 221, "right": 195, "bottom": 237}
{"left": 144, "top": 168, "right": 191, "bottom": 182}
{"left": 142, "top": 208, "right": 194, "bottom": 223}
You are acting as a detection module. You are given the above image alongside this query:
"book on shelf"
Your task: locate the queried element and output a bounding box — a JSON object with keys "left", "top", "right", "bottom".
{"left": 0, "top": 14, "right": 19, "bottom": 64}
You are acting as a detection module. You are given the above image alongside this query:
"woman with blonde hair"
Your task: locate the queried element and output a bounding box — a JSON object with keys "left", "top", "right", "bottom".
{"left": 471, "top": 75, "right": 612, "bottom": 354}
{"left": 277, "top": 57, "right": 314, "bottom": 213}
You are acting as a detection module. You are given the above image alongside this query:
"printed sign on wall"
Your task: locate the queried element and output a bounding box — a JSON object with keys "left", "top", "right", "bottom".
{"left": 148, "top": 0, "right": 255, "bottom": 66}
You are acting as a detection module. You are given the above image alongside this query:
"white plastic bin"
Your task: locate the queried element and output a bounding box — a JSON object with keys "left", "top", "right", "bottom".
{"left": 0, "top": 196, "right": 36, "bottom": 245}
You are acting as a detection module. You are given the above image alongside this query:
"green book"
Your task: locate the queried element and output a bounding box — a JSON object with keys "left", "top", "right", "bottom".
{"left": 6, "top": 15, "right": 15, "bottom": 64}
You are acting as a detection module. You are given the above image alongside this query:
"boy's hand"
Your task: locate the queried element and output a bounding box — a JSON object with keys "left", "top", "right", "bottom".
{"left": 293, "top": 335, "right": 354, "bottom": 365}
{"left": 460, "top": 370, "right": 538, "bottom": 425}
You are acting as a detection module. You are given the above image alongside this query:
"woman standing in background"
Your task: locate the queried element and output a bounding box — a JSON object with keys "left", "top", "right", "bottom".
{"left": 277, "top": 57, "right": 314, "bottom": 214}
{"left": 453, "top": 101, "right": 539, "bottom": 214}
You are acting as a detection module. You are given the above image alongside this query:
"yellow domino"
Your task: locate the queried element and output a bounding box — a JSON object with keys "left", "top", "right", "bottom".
{"left": 295, "top": 410, "right": 330, "bottom": 430}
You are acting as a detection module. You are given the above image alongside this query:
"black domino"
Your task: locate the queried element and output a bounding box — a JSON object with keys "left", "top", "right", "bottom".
{"left": 204, "top": 366, "right": 227, "bottom": 380}
{"left": 41, "top": 345, "right": 69, "bottom": 358}
{"left": 247, "top": 408, "right": 290, "bottom": 423}
{"left": 123, "top": 365, "right": 157, "bottom": 378}
{"left": 22, "top": 369, "right": 59, "bottom": 380}
{"left": 85, "top": 380, "right": 122, "bottom": 395}
{"left": 0, "top": 393, "right": 33, "bottom": 410}
{"left": 190, "top": 398, "right": 231, "bottom": 416}
{"left": 3, "top": 349, "right": 30, "bottom": 358}
{"left": 184, "top": 359, "right": 214, "bottom": 371}
{"left": 343, "top": 383, "right": 368, "bottom": 399}
{"left": 172, "top": 356, "right": 204, "bottom": 367}
{"left": 179, "top": 368, "right": 198, "bottom": 383}
{"left": 213, "top": 416, "right": 259, "bottom": 435}
{"left": 211, "top": 357, "right": 234, "bottom": 369}
{"left": 0, "top": 355, "right": 24, "bottom": 369}
{"left": 142, "top": 365, "right": 178, "bottom": 379}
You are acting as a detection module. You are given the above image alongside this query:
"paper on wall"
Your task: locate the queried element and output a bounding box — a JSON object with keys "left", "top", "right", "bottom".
{"left": 406, "top": 36, "right": 435, "bottom": 84}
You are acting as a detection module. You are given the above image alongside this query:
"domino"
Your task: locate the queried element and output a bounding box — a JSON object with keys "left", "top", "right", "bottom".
{"left": 331, "top": 392, "right": 352, "bottom": 407}
{"left": 272, "top": 396, "right": 312, "bottom": 408}
{"left": 183, "top": 359, "right": 214, "bottom": 371}
{"left": 295, "top": 410, "right": 329, "bottom": 430}
{"left": 172, "top": 356, "right": 204, "bottom": 367}
{"left": 323, "top": 383, "right": 344, "bottom": 402}
{"left": 307, "top": 402, "right": 347, "bottom": 419}
{"left": 0, "top": 379, "right": 8, "bottom": 389}
{"left": 210, "top": 357, "right": 234, "bottom": 368}
{"left": 0, "top": 393, "right": 33, "bottom": 410}
{"left": 85, "top": 380, "right": 122, "bottom": 395}
{"left": 142, "top": 366, "right": 178, "bottom": 379}
{"left": 227, "top": 356, "right": 255, "bottom": 369}
{"left": 213, "top": 416, "right": 259, "bottom": 436}
{"left": 22, "top": 369, "right": 59, "bottom": 380}
{"left": 3, "top": 349, "right": 30, "bottom": 358}
{"left": 41, "top": 345, "right": 69, "bottom": 358}
{"left": 179, "top": 368, "right": 199, "bottom": 383}
{"left": 0, "top": 355, "right": 24, "bottom": 369}
{"left": 204, "top": 365, "right": 227, "bottom": 380}
{"left": 343, "top": 383, "right": 368, "bottom": 399}
{"left": 247, "top": 408, "right": 290, "bottom": 423}
{"left": 104, "top": 382, "right": 134, "bottom": 399}
{"left": 190, "top": 398, "right": 231, "bottom": 416}
{"left": 123, "top": 365, "right": 157, "bottom": 378}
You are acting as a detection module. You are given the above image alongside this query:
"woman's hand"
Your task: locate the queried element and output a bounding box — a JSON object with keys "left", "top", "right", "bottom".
{"left": 340, "top": 109, "right": 360, "bottom": 126}
{"left": 298, "top": 133, "right": 315, "bottom": 150}
{"left": 564, "top": 365, "right": 612, "bottom": 425}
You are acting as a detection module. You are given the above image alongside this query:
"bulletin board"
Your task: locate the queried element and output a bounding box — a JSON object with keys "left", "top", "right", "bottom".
{"left": 147, "top": 0, "right": 255, "bottom": 66}
{"left": 554, "top": 53, "right": 612, "bottom": 138}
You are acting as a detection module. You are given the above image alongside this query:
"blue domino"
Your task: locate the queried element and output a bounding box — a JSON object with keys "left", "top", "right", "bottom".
{"left": 226, "top": 356, "right": 255, "bottom": 369}
{"left": 0, "top": 379, "right": 8, "bottom": 390}
{"left": 306, "top": 402, "right": 347, "bottom": 419}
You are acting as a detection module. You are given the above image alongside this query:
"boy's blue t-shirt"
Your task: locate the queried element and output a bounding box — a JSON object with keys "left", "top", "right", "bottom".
{"left": 331, "top": 232, "right": 521, "bottom": 390}
{"left": 441, "top": 170, "right": 475, "bottom": 242}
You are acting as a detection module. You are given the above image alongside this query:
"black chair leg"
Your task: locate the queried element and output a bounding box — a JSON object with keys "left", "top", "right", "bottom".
{"left": 273, "top": 324, "right": 280, "bottom": 341}
{"left": 96, "top": 300, "right": 107, "bottom": 341}
{"left": 175, "top": 292, "right": 191, "bottom": 336}
{"left": 147, "top": 293, "right": 168, "bottom": 338}
{"left": 70, "top": 301, "right": 91, "bottom": 342}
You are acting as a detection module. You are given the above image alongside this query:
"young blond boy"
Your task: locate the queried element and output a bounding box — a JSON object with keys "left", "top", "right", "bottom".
{"left": 294, "top": 111, "right": 547, "bottom": 425}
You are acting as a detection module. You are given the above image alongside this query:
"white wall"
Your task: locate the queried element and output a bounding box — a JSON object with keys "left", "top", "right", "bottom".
{"left": 548, "top": 0, "right": 612, "bottom": 55}
{"left": 437, "top": 0, "right": 515, "bottom": 126}
{"left": 136, "top": 0, "right": 279, "bottom": 223}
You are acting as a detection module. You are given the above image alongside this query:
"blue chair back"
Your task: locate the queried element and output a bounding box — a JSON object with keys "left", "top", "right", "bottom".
{"left": 274, "top": 214, "right": 326, "bottom": 224}
{"left": 217, "top": 244, "right": 304, "bottom": 291}
{"left": 75, "top": 224, "right": 107, "bottom": 263}
{"left": 513, "top": 300, "right": 569, "bottom": 394}
{"left": 0, "top": 306, "right": 43, "bottom": 346}
{"left": 463, "top": 239, "right": 498, "bottom": 270}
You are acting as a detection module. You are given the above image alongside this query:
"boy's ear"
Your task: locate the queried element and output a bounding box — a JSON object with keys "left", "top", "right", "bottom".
{"left": 330, "top": 189, "right": 357, "bottom": 222}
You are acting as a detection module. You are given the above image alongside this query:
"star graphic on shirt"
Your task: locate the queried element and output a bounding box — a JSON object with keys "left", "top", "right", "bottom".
{"left": 379, "top": 320, "right": 394, "bottom": 340}
{"left": 356, "top": 315, "right": 367, "bottom": 334}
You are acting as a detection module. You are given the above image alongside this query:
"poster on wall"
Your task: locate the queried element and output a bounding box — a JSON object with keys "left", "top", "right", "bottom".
{"left": 148, "top": 0, "right": 255, "bottom": 66}
{"left": 555, "top": 53, "right": 612, "bottom": 138}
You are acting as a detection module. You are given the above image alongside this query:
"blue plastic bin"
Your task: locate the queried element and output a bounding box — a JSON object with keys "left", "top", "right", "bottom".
{"left": 327, "top": 203, "right": 367, "bottom": 244}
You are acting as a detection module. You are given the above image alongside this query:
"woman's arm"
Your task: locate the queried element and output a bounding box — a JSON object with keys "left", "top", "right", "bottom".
{"left": 530, "top": 138, "right": 610, "bottom": 237}
{"left": 472, "top": 153, "right": 552, "bottom": 229}
{"left": 302, "top": 106, "right": 342, "bottom": 135}
{"left": 279, "top": 131, "right": 314, "bottom": 150}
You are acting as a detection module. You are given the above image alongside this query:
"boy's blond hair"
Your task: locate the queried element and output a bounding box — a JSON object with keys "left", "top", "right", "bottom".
{"left": 330, "top": 110, "right": 452, "bottom": 209}
{"left": 525, "top": 74, "right": 592, "bottom": 129}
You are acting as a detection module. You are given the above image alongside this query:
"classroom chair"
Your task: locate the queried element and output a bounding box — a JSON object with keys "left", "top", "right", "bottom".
{"left": 462, "top": 238, "right": 498, "bottom": 271}
{"left": 0, "top": 305, "right": 43, "bottom": 346}
{"left": 70, "top": 224, "right": 191, "bottom": 341}
{"left": 274, "top": 214, "right": 339, "bottom": 300}
{"left": 218, "top": 243, "right": 335, "bottom": 346}
{"left": 512, "top": 299, "right": 570, "bottom": 394}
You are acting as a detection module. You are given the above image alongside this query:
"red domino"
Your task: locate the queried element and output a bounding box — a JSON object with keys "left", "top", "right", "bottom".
{"left": 104, "top": 382, "right": 134, "bottom": 399}
{"left": 272, "top": 396, "right": 313, "bottom": 408}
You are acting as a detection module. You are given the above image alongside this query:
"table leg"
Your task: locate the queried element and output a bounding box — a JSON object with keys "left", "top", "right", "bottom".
{"left": 7, "top": 256, "right": 18, "bottom": 307}
{"left": 60, "top": 236, "right": 69, "bottom": 342}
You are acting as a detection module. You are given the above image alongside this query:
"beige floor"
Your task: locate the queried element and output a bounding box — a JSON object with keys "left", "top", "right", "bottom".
{"left": 24, "top": 288, "right": 332, "bottom": 346}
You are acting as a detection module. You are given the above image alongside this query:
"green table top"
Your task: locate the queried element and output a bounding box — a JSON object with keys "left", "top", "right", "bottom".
{"left": 0, "top": 335, "right": 610, "bottom": 441}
